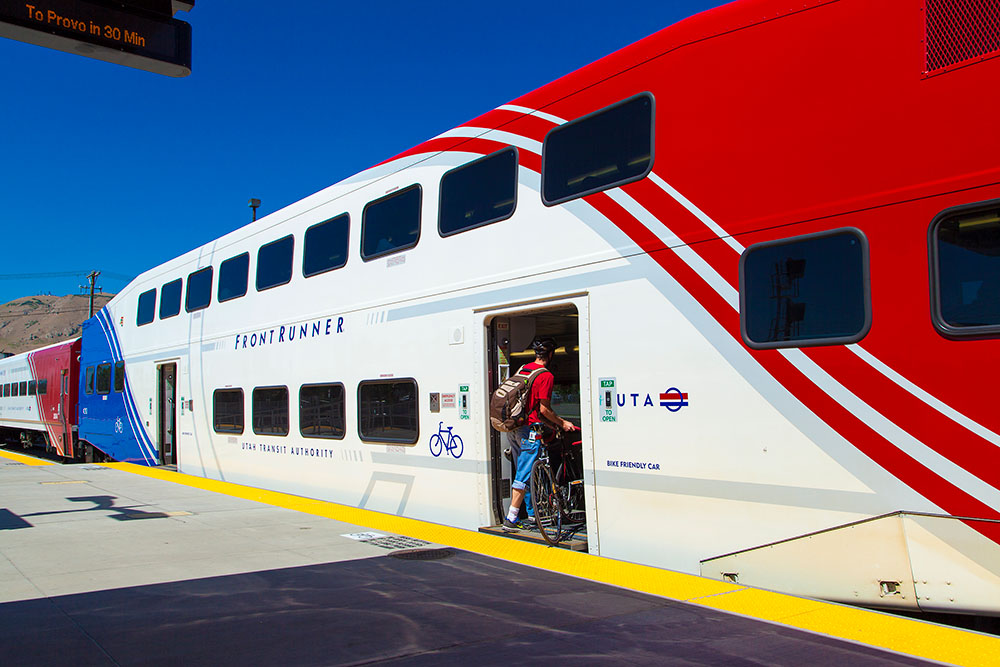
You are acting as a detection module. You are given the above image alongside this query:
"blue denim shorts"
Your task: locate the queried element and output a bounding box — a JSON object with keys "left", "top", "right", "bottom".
{"left": 511, "top": 425, "right": 541, "bottom": 491}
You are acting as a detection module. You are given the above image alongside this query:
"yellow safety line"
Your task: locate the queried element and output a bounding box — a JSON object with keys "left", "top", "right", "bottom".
{"left": 105, "top": 462, "right": 999, "bottom": 666}
{"left": 0, "top": 448, "right": 54, "bottom": 466}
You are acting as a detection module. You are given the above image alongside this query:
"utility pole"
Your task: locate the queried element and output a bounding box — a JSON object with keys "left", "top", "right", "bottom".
{"left": 81, "top": 271, "right": 101, "bottom": 318}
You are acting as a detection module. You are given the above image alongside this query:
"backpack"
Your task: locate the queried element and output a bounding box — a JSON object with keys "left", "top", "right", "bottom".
{"left": 489, "top": 364, "right": 549, "bottom": 432}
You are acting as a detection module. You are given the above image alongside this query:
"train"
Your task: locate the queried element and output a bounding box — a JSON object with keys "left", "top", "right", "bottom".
{"left": 3, "top": 0, "right": 1000, "bottom": 617}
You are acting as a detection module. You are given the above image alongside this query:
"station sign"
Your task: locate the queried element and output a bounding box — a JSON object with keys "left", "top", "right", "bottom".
{"left": 0, "top": 1, "right": 192, "bottom": 77}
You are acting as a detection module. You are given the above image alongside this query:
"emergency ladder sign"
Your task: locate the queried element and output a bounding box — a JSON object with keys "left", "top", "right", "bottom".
{"left": 599, "top": 377, "right": 617, "bottom": 423}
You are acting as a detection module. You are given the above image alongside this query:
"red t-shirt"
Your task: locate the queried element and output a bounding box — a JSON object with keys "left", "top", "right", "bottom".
{"left": 521, "top": 362, "right": 554, "bottom": 424}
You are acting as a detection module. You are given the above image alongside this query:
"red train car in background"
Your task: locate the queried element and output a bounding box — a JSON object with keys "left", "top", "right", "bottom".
{"left": 0, "top": 339, "right": 80, "bottom": 458}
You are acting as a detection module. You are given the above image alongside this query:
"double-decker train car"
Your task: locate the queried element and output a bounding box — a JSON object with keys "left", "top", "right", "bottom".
{"left": 0, "top": 338, "right": 81, "bottom": 458}
{"left": 48, "top": 0, "right": 1000, "bottom": 615}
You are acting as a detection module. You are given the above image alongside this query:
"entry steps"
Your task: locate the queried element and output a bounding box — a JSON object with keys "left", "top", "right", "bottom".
{"left": 479, "top": 523, "right": 588, "bottom": 551}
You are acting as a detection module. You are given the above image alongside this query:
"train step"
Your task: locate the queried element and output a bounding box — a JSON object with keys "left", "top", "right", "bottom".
{"left": 478, "top": 524, "right": 588, "bottom": 551}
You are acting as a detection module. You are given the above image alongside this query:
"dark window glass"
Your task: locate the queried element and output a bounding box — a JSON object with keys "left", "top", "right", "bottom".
{"left": 932, "top": 203, "right": 1000, "bottom": 336}
{"left": 159, "top": 279, "right": 183, "bottom": 319}
{"left": 37, "top": 379, "right": 47, "bottom": 396}
{"left": 300, "top": 383, "right": 346, "bottom": 439}
{"left": 95, "top": 363, "right": 112, "bottom": 394}
{"left": 11, "top": 382, "right": 19, "bottom": 397}
{"left": 137, "top": 289, "right": 156, "bottom": 326}
{"left": 740, "top": 229, "right": 870, "bottom": 349}
{"left": 358, "top": 379, "right": 418, "bottom": 443}
{"left": 213, "top": 389, "right": 245, "bottom": 434}
{"left": 84, "top": 366, "right": 94, "bottom": 395}
{"left": 303, "top": 214, "right": 350, "bottom": 277}
{"left": 361, "top": 185, "right": 421, "bottom": 260}
{"left": 542, "top": 93, "right": 654, "bottom": 206}
{"left": 257, "top": 235, "right": 294, "bottom": 291}
{"left": 2, "top": 383, "right": 8, "bottom": 397}
{"left": 439, "top": 148, "right": 518, "bottom": 236}
{"left": 218, "top": 253, "right": 249, "bottom": 302}
{"left": 114, "top": 361, "right": 125, "bottom": 393}
{"left": 186, "top": 266, "right": 213, "bottom": 312}
{"left": 28, "top": 380, "right": 36, "bottom": 396}
{"left": 252, "top": 386, "right": 289, "bottom": 435}
{"left": 18, "top": 381, "right": 27, "bottom": 396}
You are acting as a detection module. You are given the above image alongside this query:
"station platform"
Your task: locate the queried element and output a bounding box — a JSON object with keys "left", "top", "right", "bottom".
{"left": 1, "top": 447, "right": 997, "bottom": 666}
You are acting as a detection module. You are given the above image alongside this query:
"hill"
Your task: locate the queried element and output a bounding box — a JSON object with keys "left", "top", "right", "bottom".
{"left": 0, "top": 294, "right": 114, "bottom": 356}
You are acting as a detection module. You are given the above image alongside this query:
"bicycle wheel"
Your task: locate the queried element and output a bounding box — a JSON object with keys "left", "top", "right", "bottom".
{"left": 428, "top": 434, "right": 443, "bottom": 457}
{"left": 530, "top": 460, "right": 563, "bottom": 546}
{"left": 564, "top": 479, "right": 586, "bottom": 523}
{"left": 555, "top": 461, "right": 586, "bottom": 523}
{"left": 449, "top": 434, "right": 464, "bottom": 459}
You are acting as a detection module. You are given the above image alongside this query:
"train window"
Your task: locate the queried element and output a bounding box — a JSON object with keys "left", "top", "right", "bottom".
{"left": 28, "top": 380, "right": 36, "bottom": 396}
{"left": 18, "top": 381, "right": 27, "bottom": 396}
{"left": 186, "top": 266, "right": 213, "bottom": 312}
{"left": 930, "top": 201, "right": 1000, "bottom": 338}
{"left": 218, "top": 253, "right": 250, "bottom": 302}
{"left": 740, "top": 228, "right": 871, "bottom": 349}
{"left": 137, "top": 289, "right": 156, "bottom": 326}
{"left": 159, "top": 278, "right": 183, "bottom": 320}
{"left": 303, "top": 214, "right": 350, "bottom": 278}
{"left": 84, "top": 366, "right": 94, "bottom": 395}
{"left": 439, "top": 148, "right": 518, "bottom": 237}
{"left": 257, "top": 235, "right": 294, "bottom": 291}
{"left": 95, "top": 363, "right": 112, "bottom": 394}
{"left": 11, "top": 382, "right": 18, "bottom": 397}
{"left": 2, "top": 384, "right": 8, "bottom": 397}
{"left": 252, "top": 386, "right": 289, "bottom": 436}
{"left": 361, "top": 185, "right": 421, "bottom": 261}
{"left": 37, "top": 379, "right": 47, "bottom": 395}
{"left": 358, "top": 379, "right": 419, "bottom": 444}
{"left": 542, "top": 93, "right": 654, "bottom": 206}
{"left": 213, "top": 389, "right": 245, "bottom": 434}
{"left": 114, "top": 361, "right": 125, "bottom": 393}
{"left": 300, "top": 383, "right": 346, "bottom": 439}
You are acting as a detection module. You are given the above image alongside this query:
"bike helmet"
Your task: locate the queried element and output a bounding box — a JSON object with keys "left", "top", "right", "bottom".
{"left": 530, "top": 336, "right": 557, "bottom": 356}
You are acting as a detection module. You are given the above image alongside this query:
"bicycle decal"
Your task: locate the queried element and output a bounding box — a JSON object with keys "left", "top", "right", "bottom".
{"left": 428, "top": 421, "right": 464, "bottom": 459}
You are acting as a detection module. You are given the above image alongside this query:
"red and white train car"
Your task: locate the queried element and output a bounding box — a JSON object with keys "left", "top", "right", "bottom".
{"left": 71, "top": 0, "right": 1000, "bottom": 617}
{"left": 0, "top": 339, "right": 80, "bottom": 458}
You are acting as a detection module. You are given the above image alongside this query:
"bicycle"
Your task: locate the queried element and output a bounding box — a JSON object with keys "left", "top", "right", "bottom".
{"left": 529, "top": 425, "right": 585, "bottom": 546}
{"left": 429, "top": 421, "right": 464, "bottom": 458}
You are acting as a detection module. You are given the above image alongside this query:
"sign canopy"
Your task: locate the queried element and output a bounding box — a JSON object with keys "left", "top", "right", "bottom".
{"left": 0, "top": 0, "right": 193, "bottom": 77}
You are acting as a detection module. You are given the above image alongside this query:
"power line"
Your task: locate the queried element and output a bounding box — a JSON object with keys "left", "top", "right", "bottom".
{"left": 0, "top": 271, "right": 134, "bottom": 282}
{"left": 0, "top": 305, "right": 113, "bottom": 321}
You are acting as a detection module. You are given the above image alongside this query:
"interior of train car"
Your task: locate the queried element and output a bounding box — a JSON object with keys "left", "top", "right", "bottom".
{"left": 486, "top": 304, "right": 585, "bottom": 544}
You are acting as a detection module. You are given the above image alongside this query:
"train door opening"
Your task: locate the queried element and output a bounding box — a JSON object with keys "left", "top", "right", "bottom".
{"left": 485, "top": 304, "right": 587, "bottom": 548}
{"left": 156, "top": 362, "right": 177, "bottom": 466}
{"left": 60, "top": 369, "right": 75, "bottom": 459}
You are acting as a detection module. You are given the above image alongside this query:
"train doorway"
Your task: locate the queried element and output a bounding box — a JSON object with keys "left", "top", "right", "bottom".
{"left": 484, "top": 301, "right": 589, "bottom": 550}
{"left": 156, "top": 362, "right": 177, "bottom": 466}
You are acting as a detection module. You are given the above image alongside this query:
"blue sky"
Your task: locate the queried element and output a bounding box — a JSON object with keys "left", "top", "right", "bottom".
{"left": 0, "top": 1, "right": 724, "bottom": 305}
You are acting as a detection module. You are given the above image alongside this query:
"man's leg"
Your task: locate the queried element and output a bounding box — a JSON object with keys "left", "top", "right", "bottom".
{"left": 512, "top": 427, "right": 539, "bottom": 518}
{"left": 505, "top": 429, "right": 524, "bottom": 520}
{"left": 522, "top": 428, "right": 538, "bottom": 517}
{"left": 505, "top": 426, "right": 536, "bottom": 526}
